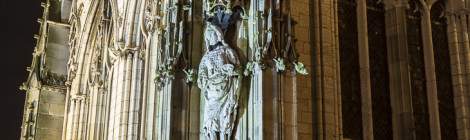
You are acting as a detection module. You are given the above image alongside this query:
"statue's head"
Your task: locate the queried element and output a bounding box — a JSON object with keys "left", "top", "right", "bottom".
{"left": 204, "top": 23, "right": 226, "bottom": 51}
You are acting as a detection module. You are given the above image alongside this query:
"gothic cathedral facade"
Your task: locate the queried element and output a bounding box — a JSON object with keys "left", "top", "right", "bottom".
{"left": 20, "top": 0, "right": 470, "bottom": 140}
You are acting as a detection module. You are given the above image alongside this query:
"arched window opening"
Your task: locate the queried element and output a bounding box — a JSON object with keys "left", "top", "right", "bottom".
{"left": 407, "top": 1, "right": 431, "bottom": 139}
{"left": 366, "top": 0, "right": 393, "bottom": 139}
{"left": 431, "top": 1, "right": 458, "bottom": 139}
{"left": 338, "top": 0, "right": 363, "bottom": 139}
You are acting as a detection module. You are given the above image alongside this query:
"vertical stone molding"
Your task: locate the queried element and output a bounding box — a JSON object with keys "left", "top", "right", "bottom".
{"left": 356, "top": 0, "right": 373, "bottom": 139}
{"left": 383, "top": 1, "right": 415, "bottom": 139}
{"left": 311, "top": 0, "right": 342, "bottom": 139}
{"left": 418, "top": 1, "right": 441, "bottom": 140}
{"left": 447, "top": 0, "right": 470, "bottom": 139}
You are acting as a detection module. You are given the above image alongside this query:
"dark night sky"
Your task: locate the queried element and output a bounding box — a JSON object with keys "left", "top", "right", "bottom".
{"left": 2, "top": 0, "right": 41, "bottom": 139}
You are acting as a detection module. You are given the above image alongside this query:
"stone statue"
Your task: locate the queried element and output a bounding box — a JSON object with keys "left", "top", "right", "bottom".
{"left": 198, "top": 0, "right": 243, "bottom": 139}
{"left": 197, "top": 20, "right": 241, "bottom": 140}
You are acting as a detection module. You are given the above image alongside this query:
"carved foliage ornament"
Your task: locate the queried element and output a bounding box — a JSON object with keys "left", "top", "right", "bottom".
{"left": 147, "top": 0, "right": 189, "bottom": 89}
{"left": 247, "top": 0, "right": 308, "bottom": 76}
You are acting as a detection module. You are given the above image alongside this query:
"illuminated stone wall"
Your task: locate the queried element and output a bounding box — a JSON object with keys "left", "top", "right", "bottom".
{"left": 19, "top": 0, "right": 470, "bottom": 140}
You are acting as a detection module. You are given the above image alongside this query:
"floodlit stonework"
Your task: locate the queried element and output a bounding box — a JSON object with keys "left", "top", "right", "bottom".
{"left": 20, "top": 0, "right": 470, "bottom": 140}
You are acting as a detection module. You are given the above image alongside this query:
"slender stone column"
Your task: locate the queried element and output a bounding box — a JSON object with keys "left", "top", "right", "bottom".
{"left": 101, "top": 86, "right": 111, "bottom": 140}
{"left": 86, "top": 85, "right": 98, "bottom": 139}
{"left": 146, "top": 35, "right": 157, "bottom": 140}
{"left": 383, "top": 1, "right": 415, "bottom": 140}
{"left": 447, "top": 1, "right": 470, "bottom": 139}
{"left": 127, "top": 54, "right": 142, "bottom": 140}
{"left": 312, "top": 0, "right": 342, "bottom": 139}
{"left": 112, "top": 57, "right": 126, "bottom": 140}
{"left": 139, "top": 44, "right": 151, "bottom": 140}
{"left": 281, "top": 72, "right": 298, "bottom": 140}
{"left": 107, "top": 65, "right": 118, "bottom": 139}
{"left": 461, "top": 9, "right": 470, "bottom": 139}
{"left": 95, "top": 85, "right": 105, "bottom": 139}
{"left": 246, "top": 1, "right": 264, "bottom": 139}
{"left": 356, "top": 0, "right": 373, "bottom": 139}
{"left": 418, "top": 1, "right": 441, "bottom": 139}
{"left": 120, "top": 54, "right": 133, "bottom": 139}
{"left": 463, "top": 2, "right": 470, "bottom": 105}
{"left": 63, "top": 89, "right": 72, "bottom": 139}
{"left": 65, "top": 98, "right": 76, "bottom": 139}
{"left": 450, "top": 3, "right": 470, "bottom": 140}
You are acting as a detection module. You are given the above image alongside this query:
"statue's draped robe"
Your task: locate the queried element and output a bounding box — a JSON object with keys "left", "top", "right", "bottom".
{"left": 198, "top": 45, "right": 240, "bottom": 135}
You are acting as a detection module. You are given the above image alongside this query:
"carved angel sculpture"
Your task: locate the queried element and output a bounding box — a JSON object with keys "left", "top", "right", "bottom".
{"left": 197, "top": 22, "right": 241, "bottom": 140}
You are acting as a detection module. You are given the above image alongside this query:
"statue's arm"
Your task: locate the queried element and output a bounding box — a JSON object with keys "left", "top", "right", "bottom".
{"left": 225, "top": 49, "right": 239, "bottom": 65}
{"left": 226, "top": 49, "right": 241, "bottom": 74}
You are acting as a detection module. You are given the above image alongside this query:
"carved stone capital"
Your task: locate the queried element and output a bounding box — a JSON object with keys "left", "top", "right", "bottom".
{"left": 71, "top": 94, "right": 86, "bottom": 101}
